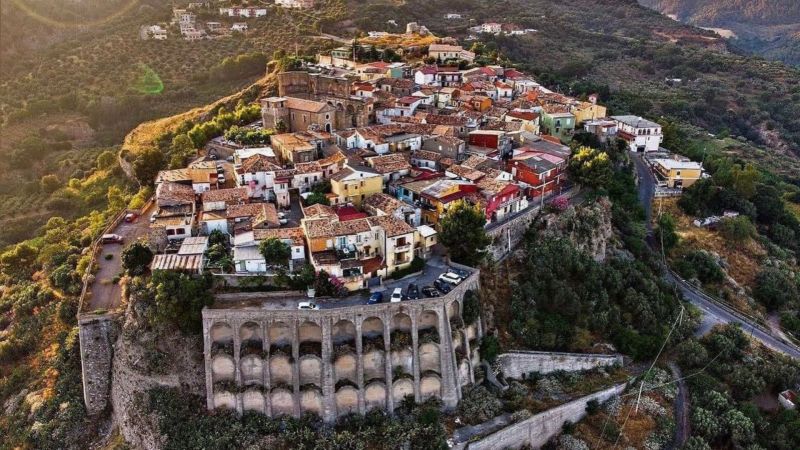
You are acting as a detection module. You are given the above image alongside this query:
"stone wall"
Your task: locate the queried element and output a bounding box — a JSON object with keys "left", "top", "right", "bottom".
{"left": 202, "top": 269, "right": 482, "bottom": 422}
{"left": 463, "top": 383, "right": 626, "bottom": 450}
{"left": 496, "top": 351, "right": 623, "bottom": 380}
{"left": 79, "top": 314, "right": 118, "bottom": 415}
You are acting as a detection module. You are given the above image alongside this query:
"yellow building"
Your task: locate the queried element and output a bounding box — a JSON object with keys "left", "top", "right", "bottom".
{"left": 651, "top": 158, "right": 703, "bottom": 188}
{"left": 571, "top": 101, "right": 607, "bottom": 125}
{"left": 329, "top": 165, "right": 384, "bottom": 207}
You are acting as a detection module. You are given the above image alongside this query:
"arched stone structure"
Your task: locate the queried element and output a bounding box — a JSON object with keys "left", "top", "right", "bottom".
{"left": 364, "top": 382, "right": 387, "bottom": 411}
{"left": 211, "top": 322, "right": 233, "bottom": 344}
{"left": 298, "top": 355, "right": 322, "bottom": 386}
{"left": 418, "top": 342, "right": 441, "bottom": 374}
{"left": 240, "top": 354, "right": 263, "bottom": 385}
{"left": 270, "top": 388, "right": 294, "bottom": 417}
{"left": 213, "top": 391, "right": 236, "bottom": 409}
{"left": 202, "top": 265, "right": 483, "bottom": 422}
{"left": 269, "top": 355, "right": 293, "bottom": 385}
{"left": 242, "top": 389, "right": 265, "bottom": 413}
{"left": 300, "top": 388, "right": 323, "bottom": 415}
{"left": 211, "top": 354, "right": 235, "bottom": 381}
{"left": 420, "top": 374, "right": 442, "bottom": 400}
{"left": 392, "top": 379, "right": 414, "bottom": 406}
{"left": 335, "top": 386, "right": 359, "bottom": 417}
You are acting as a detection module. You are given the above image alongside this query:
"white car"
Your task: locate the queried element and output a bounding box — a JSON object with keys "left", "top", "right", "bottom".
{"left": 437, "top": 272, "right": 463, "bottom": 285}
{"left": 297, "top": 301, "right": 319, "bottom": 310}
{"left": 390, "top": 288, "right": 403, "bottom": 303}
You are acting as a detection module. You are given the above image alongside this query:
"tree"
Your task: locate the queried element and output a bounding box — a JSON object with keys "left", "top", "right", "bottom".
{"left": 122, "top": 242, "right": 153, "bottom": 276}
{"left": 753, "top": 267, "right": 799, "bottom": 310}
{"left": 722, "top": 409, "right": 755, "bottom": 445}
{"left": 439, "top": 200, "right": 491, "bottom": 267}
{"left": 718, "top": 216, "right": 755, "bottom": 242}
{"left": 40, "top": 174, "right": 60, "bottom": 193}
{"left": 676, "top": 339, "right": 709, "bottom": 368}
{"left": 479, "top": 334, "right": 500, "bottom": 363}
{"left": 304, "top": 192, "right": 330, "bottom": 206}
{"left": 0, "top": 243, "right": 39, "bottom": 280}
{"left": 148, "top": 271, "right": 213, "bottom": 333}
{"left": 567, "top": 146, "right": 612, "bottom": 190}
{"left": 655, "top": 213, "right": 679, "bottom": 253}
{"left": 692, "top": 407, "right": 722, "bottom": 440}
{"left": 133, "top": 147, "right": 165, "bottom": 186}
{"left": 96, "top": 150, "right": 117, "bottom": 170}
{"left": 259, "top": 238, "right": 290, "bottom": 269}
{"left": 169, "top": 134, "right": 195, "bottom": 169}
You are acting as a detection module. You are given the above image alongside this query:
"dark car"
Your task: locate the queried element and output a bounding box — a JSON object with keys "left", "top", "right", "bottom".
{"left": 433, "top": 279, "right": 451, "bottom": 294}
{"left": 367, "top": 292, "right": 383, "bottom": 305}
{"left": 450, "top": 267, "right": 469, "bottom": 278}
{"left": 406, "top": 283, "right": 420, "bottom": 300}
{"left": 421, "top": 286, "right": 440, "bottom": 298}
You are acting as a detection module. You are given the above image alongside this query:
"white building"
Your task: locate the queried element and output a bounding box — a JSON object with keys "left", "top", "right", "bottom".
{"left": 231, "top": 22, "right": 248, "bottom": 32}
{"left": 275, "top": 0, "right": 315, "bottom": 8}
{"left": 219, "top": 7, "right": 268, "bottom": 17}
{"left": 611, "top": 115, "right": 663, "bottom": 152}
{"left": 428, "top": 44, "right": 475, "bottom": 63}
{"left": 140, "top": 25, "right": 167, "bottom": 40}
{"left": 233, "top": 228, "right": 307, "bottom": 273}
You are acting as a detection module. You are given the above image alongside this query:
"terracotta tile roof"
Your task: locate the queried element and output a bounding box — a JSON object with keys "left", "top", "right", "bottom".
{"left": 303, "top": 203, "right": 336, "bottom": 219}
{"left": 227, "top": 202, "right": 279, "bottom": 228}
{"left": 241, "top": 153, "right": 281, "bottom": 173}
{"left": 462, "top": 155, "right": 490, "bottom": 169}
{"left": 304, "top": 217, "right": 336, "bottom": 238}
{"left": 271, "top": 133, "right": 316, "bottom": 153}
{"left": 476, "top": 177, "right": 513, "bottom": 196}
{"left": 447, "top": 164, "right": 485, "bottom": 181}
{"left": 201, "top": 187, "right": 248, "bottom": 205}
{"left": 156, "top": 182, "right": 195, "bottom": 207}
{"left": 294, "top": 161, "right": 323, "bottom": 174}
{"left": 253, "top": 227, "right": 306, "bottom": 246}
{"left": 368, "top": 215, "right": 415, "bottom": 237}
{"left": 506, "top": 110, "right": 539, "bottom": 121}
{"left": 318, "top": 150, "right": 346, "bottom": 168}
{"left": 411, "top": 149, "right": 443, "bottom": 162}
{"left": 366, "top": 153, "right": 411, "bottom": 174}
{"left": 363, "top": 192, "right": 408, "bottom": 213}
{"left": 332, "top": 217, "right": 371, "bottom": 235}
{"left": 285, "top": 97, "right": 333, "bottom": 113}
{"left": 421, "top": 114, "right": 468, "bottom": 127}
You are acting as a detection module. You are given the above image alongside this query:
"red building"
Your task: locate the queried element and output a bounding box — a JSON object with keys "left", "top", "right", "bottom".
{"left": 506, "top": 149, "right": 567, "bottom": 197}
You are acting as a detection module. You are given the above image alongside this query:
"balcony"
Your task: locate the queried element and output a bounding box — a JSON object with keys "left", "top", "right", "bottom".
{"left": 394, "top": 243, "right": 412, "bottom": 253}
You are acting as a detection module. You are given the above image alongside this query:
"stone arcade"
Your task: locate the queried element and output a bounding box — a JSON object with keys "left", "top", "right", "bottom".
{"left": 202, "top": 270, "right": 481, "bottom": 422}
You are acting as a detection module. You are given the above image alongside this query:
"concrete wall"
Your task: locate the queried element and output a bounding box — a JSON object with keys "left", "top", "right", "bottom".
{"left": 202, "top": 269, "right": 482, "bottom": 422}
{"left": 496, "top": 351, "right": 623, "bottom": 380}
{"left": 79, "top": 314, "right": 117, "bottom": 415}
{"left": 464, "top": 384, "right": 626, "bottom": 450}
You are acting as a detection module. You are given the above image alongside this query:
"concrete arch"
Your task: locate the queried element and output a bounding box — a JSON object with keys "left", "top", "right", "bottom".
{"left": 362, "top": 349, "right": 385, "bottom": 382}
{"left": 298, "top": 355, "right": 322, "bottom": 386}
{"left": 211, "top": 354, "right": 235, "bottom": 381}
{"left": 334, "top": 353, "right": 357, "bottom": 383}
{"left": 270, "top": 388, "right": 294, "bottom": 417}
{"left": 213, "top": 390, "right": 236, "bottom": 409}
{"left": 239, "top": 321, "right": 262, "bottom": 343}
{"left": 211, "top": 322, "right": 233, "bottom": 344}
{"left": 335, "top": 386, "right": 359, "bottom": 417}
{"left": 391, "top": 313, "right": 411, "bottom": 332}
{"left": 300, "top": 388, "right": 323, "bottom": 415}
{"left": 364, "top": 382, "right": 387, "bottom": 411}
{"left": 419, "top": 342, "right": 441, "bottom": 374}
{"left": 418, "top": 310, "right": 439, "bottom": 331}
{"left": 392, "top": 379, "right": 414, "bottom": 406}
{"left": 242, "top": 389, "right": 265, "bottom": 413}
{"left": 362, "top": 316, "right": 384, "bottom": 337}
{"left": 240, "top": 354, "right": 264, "bottom": 385}
{"left": 420, "top": 374, "right": 442, "bottom": 400}
{"left": 458, "top": 359, "right": 471, "bottom": 386}
{"left": 269, "top": 355, "right": 293, "bottom": 385}
{"left": 269, "top": 321, "right": 292, "bottom": 348}
{"left": 332, "top": 319, "right": 356, "bottom": 345}
{"left": 448, "top": 300, "right": 461, "bottom": 320}
{"left": 390, "top": 348, "right": 413, "bottom": 375}
{"left": 299, "top": 321, "right": 322, "bottom": 343}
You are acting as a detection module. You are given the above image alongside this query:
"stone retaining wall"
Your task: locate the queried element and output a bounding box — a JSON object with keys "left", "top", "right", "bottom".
{"left": 79, "top": 314, "right": 118, "bottom": 415}
{"left": 462, "top": 383, "right": 626, "bottom": 450}
{"left": 497, "top": 350, "right": 623, "bottom": 380}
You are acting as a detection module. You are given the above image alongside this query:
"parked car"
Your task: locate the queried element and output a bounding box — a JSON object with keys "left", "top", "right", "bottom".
{"left": 390, "top": 288, "right": 403, "bottom": 302}
{"left": 217, "top": 175, "right": 226, "bottom": 184}
{"left": 367, "top": 292, "right": 383, "bottom": 305}
{"left": 433, "top": 279, "right": 451, "bottom": 294}
{"left": 150, "top": 212, "right": 158, "bottom": 223}
{"left": 124, "top": 213, "right": 137, "bottom": 223}
{"left": 297, "top": 301, "right": 319, "bottom": 310}
{"left": 279, "top": 218, "right": 289, "bottom": 225}
{"left": 406, "top": 283, "right": 420, "bottom": 300}
{"left": 450, "top": 267, "right": 469, "bottom": 278}
{"left": 101, "top": 234, "right": 124, "bottom": 244}
{"left": 421, "top": 286, "right": 440, "bottom": 298}
{"left": 438, "top": 272, "right": 463, "bottom": 285}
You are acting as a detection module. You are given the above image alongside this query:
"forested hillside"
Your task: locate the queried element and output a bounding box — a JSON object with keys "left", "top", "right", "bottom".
{"left": 638, "top": 0, "right": 800, "bottom": 65}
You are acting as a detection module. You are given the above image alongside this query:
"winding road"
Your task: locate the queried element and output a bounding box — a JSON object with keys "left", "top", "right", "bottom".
{"left": 632, "top": 154, "right": 800, "bottom": 358}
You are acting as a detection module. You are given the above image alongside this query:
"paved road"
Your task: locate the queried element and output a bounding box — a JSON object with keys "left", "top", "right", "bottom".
{"left": 86, "top": 203, "right": 155, "bottom": 312}
{"left": 632, "top": 154, "right": 800, "bottom": 358}
{"left": 668, "top": 362, "right": 689, "bottom": 450}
